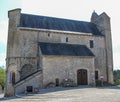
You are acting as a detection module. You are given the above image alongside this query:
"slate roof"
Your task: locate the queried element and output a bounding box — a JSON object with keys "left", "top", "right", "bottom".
{"left": 20, "top": 13, "right": 102, "bottom": 35}
{"left": 39, "top": 42, "right": 94, "bottom": 57}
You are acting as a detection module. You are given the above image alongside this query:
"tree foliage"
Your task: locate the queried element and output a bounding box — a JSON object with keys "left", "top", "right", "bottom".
{"left": 0, "top": 67, "right": 6, "bottom": 90}
{"left": 113, "top": 70, "right": 120, "bottom": 85}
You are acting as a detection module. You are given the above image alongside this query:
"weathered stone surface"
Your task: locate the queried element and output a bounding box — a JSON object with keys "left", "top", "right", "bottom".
{"left": 5, "top": 9, "right": 114, "bottom": 96}
{"left": 43, "top": 56, "right": 95, "bottom": 86}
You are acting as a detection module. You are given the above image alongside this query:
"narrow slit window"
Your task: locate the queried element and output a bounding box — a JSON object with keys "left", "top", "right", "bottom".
{"left": 90, "top": 40, "right": 94, "bottom": 48}
{"left": 11, "top": 72, "right": 15, "bottom": 85}
{"left": 95, "top": 71, "right": 98, "bottom": 80}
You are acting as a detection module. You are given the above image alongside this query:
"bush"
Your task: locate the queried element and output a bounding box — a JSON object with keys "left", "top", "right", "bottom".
{"left": 114, "top": 70, "right": 120, "bottom": 85}
{"left": 0, "top": 67, "right": 6, "bottom": 90}
{"left": 114, "top": 79, "right": 120, "bottom": 85}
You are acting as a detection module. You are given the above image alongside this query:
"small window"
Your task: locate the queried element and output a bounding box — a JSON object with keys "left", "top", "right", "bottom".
{"left": 95, "top": 71, "right": 98, "bottom": 80}
{"left": 66, "top": 37, "right": 68, "bottom": 42}
{"left": 48, "top": 33, "right": 50, "bottom": 37}
{"left": 90, "top": 40, "right": 94, "bottom": 48}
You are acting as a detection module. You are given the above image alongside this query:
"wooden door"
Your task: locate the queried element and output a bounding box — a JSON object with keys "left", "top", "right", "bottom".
{"left": 77, "top": 69, "right": 88, "bottom": 85}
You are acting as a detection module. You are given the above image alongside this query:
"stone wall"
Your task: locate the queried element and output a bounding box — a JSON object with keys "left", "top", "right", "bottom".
{"left": 15, "top": 71, "right": 42, "bottom": 94}
{"left": 14, "top": 27, "right": 108, "bottom": 82}
{"left": 6, "top": 8, "right": 112, "bottom": 96}
{"left": 42, "top": 56, "right": 95, "bottom": 86}
{"left": 91, "top": 12, "right": 113, "bottom": 83}
{"left": 19, "top": 29, "right": 107, "bottom": 80}
{"left": 5, "top": 57, "right": 38, "bottom": 96}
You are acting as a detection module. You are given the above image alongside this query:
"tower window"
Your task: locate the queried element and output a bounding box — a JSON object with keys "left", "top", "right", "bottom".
{"left": 90, "top": 40, "right": 94, "bottom": 48}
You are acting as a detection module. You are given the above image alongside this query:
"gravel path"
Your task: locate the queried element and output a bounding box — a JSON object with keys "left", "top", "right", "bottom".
{"left": 0, "top": 86, "right": 120, "bottom": 102}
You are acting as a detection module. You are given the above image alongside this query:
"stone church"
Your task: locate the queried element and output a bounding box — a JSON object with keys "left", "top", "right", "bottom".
{"left": 5, "top": 8, "right": 113, "bottom": 96}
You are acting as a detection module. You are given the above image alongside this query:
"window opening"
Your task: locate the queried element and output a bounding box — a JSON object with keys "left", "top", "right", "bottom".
{"left": 90, "top": 40, "right": 94, "bottom": 48}
{"left": 95, "top": 70, "right": 98, "bottom": 80}
{"left": 66, "top": 37, "right": 68, "bottom": 42}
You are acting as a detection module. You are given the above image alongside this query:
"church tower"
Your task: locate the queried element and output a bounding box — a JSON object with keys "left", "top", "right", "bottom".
{"left": 91, "top": 11, "right": 114, "bottom": 84}
{"left": 5, "top": 8, "right": 21, "bottom": 97}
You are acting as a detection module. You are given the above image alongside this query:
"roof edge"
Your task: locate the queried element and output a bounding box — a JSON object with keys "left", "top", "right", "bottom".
{"left": 39, "top": 42, "right": 95, "bottom": 57}
{"left": 42, "top": 55, "right": 95, "bottom": 57}
{"left": 19, "top": 27, "right": 104, "bottom": 37}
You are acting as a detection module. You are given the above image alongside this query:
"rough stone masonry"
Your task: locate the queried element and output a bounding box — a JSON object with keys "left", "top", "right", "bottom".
{"left": 5, "top": 8, "right": 113, "bottom": 97}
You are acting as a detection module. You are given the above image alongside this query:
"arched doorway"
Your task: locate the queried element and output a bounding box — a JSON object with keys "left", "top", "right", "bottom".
{"left": 77, "top": 69, "right": 88, "bottom": 85}
{"left": 11, "top": 72, "right": 16, "bottom": 85}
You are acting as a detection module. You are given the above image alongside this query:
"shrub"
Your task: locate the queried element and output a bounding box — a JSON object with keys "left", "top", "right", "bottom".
{"left": 0, "top": 67, "right": 6, "bottom": 90}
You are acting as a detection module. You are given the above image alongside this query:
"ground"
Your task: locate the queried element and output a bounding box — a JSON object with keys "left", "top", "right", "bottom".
{"left": 0, "top": 86, "right": 120, "bottom": 102}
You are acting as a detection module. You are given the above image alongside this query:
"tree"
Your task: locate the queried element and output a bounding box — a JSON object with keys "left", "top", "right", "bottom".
{"left": 0, "top": 67, "right": 6, "bottom": 90}
{"left": 113, "top": 70, "right": 120, "bottom": 85}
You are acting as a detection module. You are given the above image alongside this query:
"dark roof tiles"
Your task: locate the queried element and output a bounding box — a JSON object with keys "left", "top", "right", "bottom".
{"left": 20, "top": 14, "right": 102, "bottom": 35}
{"left": 39, "top": 42, "right": 94, "bottom": 57}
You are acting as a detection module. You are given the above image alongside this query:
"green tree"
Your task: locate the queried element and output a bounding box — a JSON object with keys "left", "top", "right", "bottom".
{"left": 0, "top": 67, "right": 6, "bottom": 90}
{"left": 113, "top": 70, "right": 120, "bottom": 85}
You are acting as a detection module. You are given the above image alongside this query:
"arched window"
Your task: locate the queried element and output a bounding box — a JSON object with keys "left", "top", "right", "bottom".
{"left": 11, "top": 72, "right": 15, "bottom": 85}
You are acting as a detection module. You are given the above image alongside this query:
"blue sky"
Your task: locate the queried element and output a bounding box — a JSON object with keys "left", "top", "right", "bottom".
{"left": 0, "top": 0, "right": 21, "bottom": 66}
{"left": 0, "top": 0, "right": 120, "bottom": 70}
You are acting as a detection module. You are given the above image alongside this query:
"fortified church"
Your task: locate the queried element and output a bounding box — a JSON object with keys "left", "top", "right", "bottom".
{"left": 5, "top": 8, "right": 113, "bottom": 96}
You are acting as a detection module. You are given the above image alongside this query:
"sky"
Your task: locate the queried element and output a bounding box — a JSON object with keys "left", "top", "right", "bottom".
{"left": 0, "top": 0, "right": 120, "bottom": 70}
